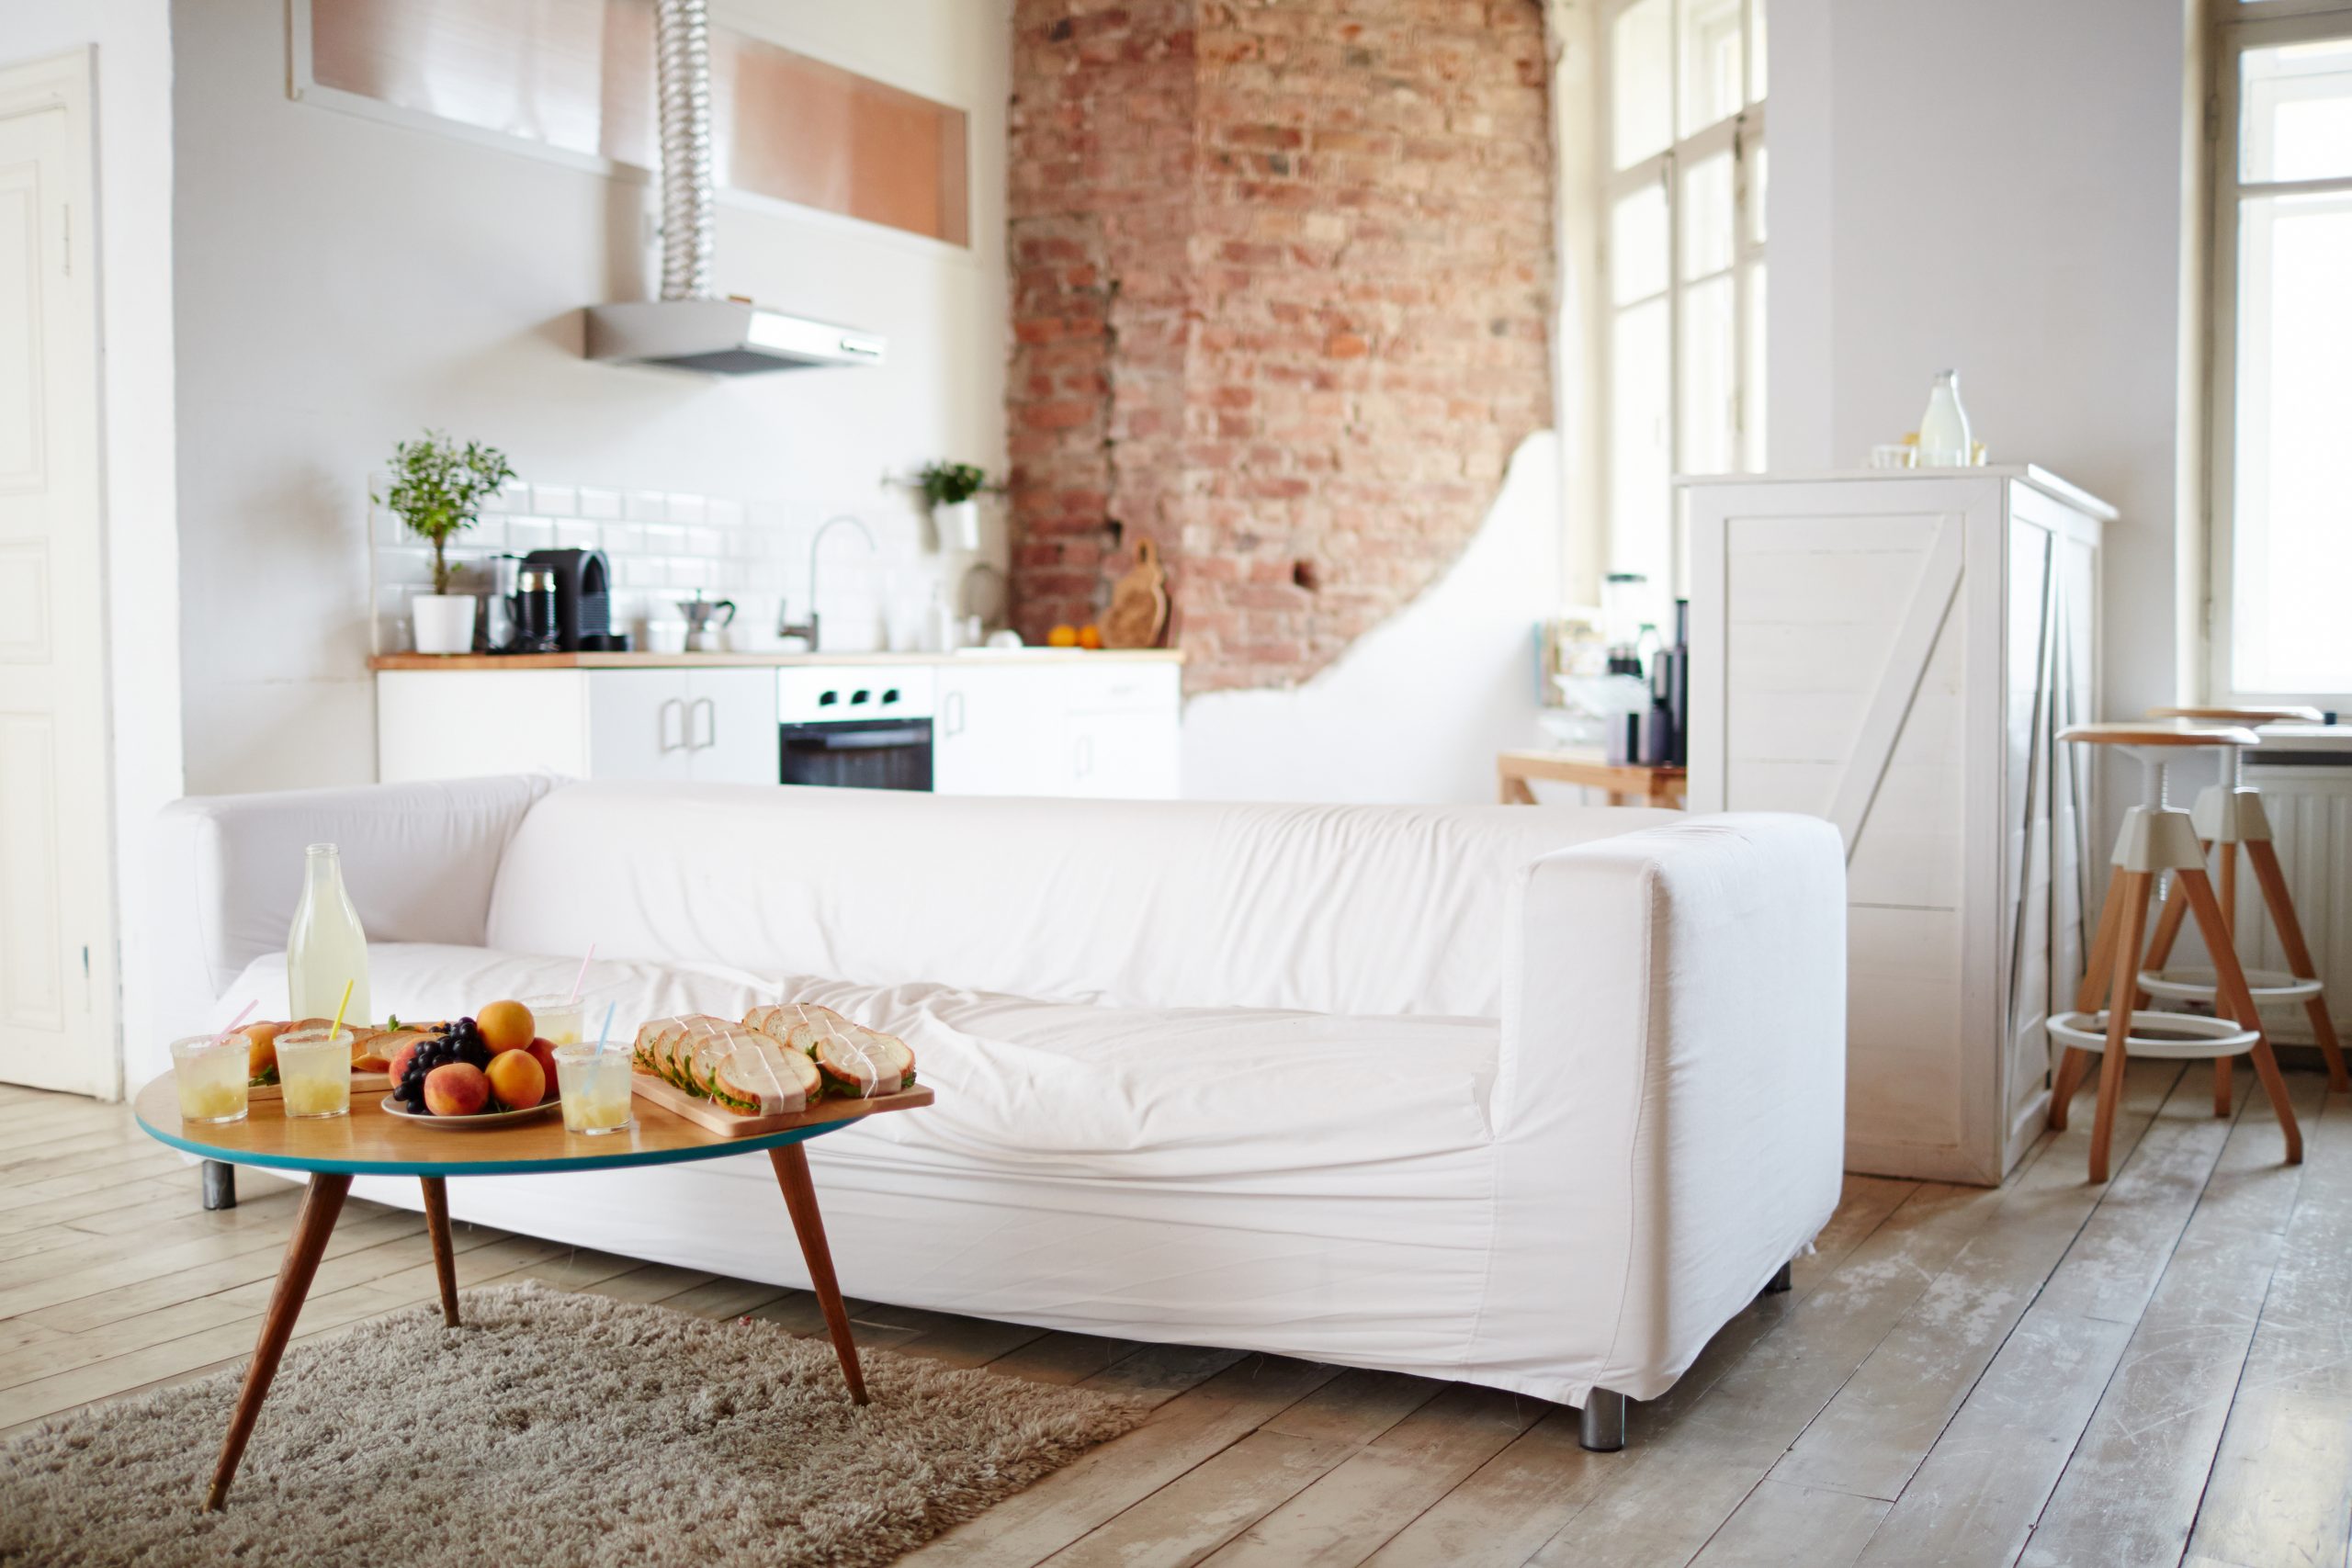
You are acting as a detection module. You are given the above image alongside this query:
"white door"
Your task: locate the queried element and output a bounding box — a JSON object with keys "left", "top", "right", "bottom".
{"left": 684, "top": 668, "right": 778, "bottom": 784}
{"left": 933, "top": 667, "right": 1049, "bottom": 795}
{"left": 586, "top": 670, "right": 693, "bottom": 782}
{"left": 1067, "top": 708, "right": 1182, "bottom": 798}
{"left": 0, "top": 53, "right": 116, "bottom": 1096}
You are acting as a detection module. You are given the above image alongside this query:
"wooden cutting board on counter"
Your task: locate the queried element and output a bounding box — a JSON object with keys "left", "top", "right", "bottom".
{"left": 1102, "top": 537, "right": 1170, "bottom": 649}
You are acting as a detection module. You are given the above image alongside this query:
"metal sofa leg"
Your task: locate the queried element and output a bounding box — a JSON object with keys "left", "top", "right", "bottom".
{"left": 1764, "top": 1260, "right": 1792, "bottom": 1294}
{"left": 201, "top": 1160, "right": 237, "bottom": 1211}
{"left": 1579, "top": 1387, "right": 1626, "bottom": 1452}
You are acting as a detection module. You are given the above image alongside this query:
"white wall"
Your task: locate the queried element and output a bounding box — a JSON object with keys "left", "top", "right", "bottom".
{"left": 171, "top": 0, "right": 1010, "bottom": 795}
{"left": 1184, "top": 434, "right": 1559, "bottom": 805}
{"left": 0, "top": 3, "right": 181, "bottom": 1092}
{"left": 1770, "top": 0, "right": 2198, "bottom": 731}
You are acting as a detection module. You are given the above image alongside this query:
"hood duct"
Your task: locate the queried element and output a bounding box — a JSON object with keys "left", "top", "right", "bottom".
{"left": 585, "top": 0, "right": 886, "bottom": 373}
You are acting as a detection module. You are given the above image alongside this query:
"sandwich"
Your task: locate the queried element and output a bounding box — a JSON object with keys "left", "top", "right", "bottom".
{"left": 707, "top": 1032, "right": 822, "bottom": 1115}
{"left": 742, "top": 1002, "right": 916, "bottom": 1099}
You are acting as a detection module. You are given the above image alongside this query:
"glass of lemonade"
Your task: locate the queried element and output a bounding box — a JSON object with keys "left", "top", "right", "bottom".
{"left": 171, "top": 1034, "right": 252, "bottom": 1124}
{"left": 523, "top": 994, "right": 585, "bottom": 1048}
{"left": 277, "top": 1027, "right": 353, "bottom": 1119}
{"left": 554, "top": 1043, "right": 634, "bottom": 1135}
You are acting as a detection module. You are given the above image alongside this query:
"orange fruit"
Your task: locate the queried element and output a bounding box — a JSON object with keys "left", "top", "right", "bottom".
{"left": 477, "top": 998, "right": 536, "bottom": 1054}
{"left": 1078, "top": 625, "right": 1103, "bottom": 649}
{"left": 1046, "top": 624, "right": 1079, "bottom": 648}
{"left": 484, "top": 1049, "right": 546, "bottom": 1111}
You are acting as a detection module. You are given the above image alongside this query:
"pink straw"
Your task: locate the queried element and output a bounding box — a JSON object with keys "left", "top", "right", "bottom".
{"left": 568, "top": 944, "right": 596, "bottom": 1004}
{"left": 211, "top": 999, "right": 258, "bottom": 1044}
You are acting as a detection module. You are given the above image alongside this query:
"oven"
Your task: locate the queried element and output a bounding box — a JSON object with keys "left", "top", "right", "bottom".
{"left": 776, "top": 666, "right": 934, "bottom": 791}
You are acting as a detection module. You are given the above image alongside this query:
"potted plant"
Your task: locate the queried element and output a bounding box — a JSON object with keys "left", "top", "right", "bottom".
{"left": 377, "top": 431, "right": 516, "bottom": 655}
{"left": 915, "top": 460, "right": 994, "bottom": 551}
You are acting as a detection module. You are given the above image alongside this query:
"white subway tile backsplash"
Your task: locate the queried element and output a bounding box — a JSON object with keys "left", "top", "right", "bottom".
{"left": 625, "top": 491, "right": 669, "bottom": 521}
{"left": 555, "top": 520, "right": 600, "bottom": 551}
{"left": 579, "top": 486, "right": 622, "bottom": 520}
{"left": 622, "top": 557, "right": 669, "bottom": 589}
{"left": 507, "top": 517, "right": 555, "bottom": 553}
{"left": 666, "top": 493, "right": 707, "bottom": 524}
{"left": 669, "top": 558, "right": 709, "bottom": 589}
{"left": 604, "top": 523, "right": 646, "bottom": 555}
{"left": 685, "top": 527, "right": 723, "bottom": 558}
{"left": 641, "top": 523, "right": 686, "bottom": 554}
{"left": 534, "top": 484, "right": 579, "bottom": 516}
{"left": 467, "top": 516, "right": 507, "bottom": 550}
{"left": 707, "top": 498, "right": 744, "bottom": 528}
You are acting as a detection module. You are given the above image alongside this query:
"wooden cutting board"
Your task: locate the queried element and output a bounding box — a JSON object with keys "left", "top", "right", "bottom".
{"left": 629, "top": 1072, "right": 933, "bottom": 1137}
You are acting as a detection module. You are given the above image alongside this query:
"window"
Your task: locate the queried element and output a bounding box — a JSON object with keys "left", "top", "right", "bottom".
{"left": 2211, "top": 4, "right": 2352, "bottom": 701}
{"left": 1600, "top": 0, "right": 1766, "bottom": 608}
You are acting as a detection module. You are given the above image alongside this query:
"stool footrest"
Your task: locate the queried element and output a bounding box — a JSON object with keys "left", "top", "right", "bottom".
{"left": 2050, "top": 1010, "right": 2260, "bottom": 1060}
{"left": 2138, "top": 966, "right": 2323, "bottom": 1005}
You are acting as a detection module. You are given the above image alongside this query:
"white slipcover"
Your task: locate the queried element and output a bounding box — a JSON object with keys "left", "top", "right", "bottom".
{"left": 151, "top": 778, "right": 1845, "bottom": 1406}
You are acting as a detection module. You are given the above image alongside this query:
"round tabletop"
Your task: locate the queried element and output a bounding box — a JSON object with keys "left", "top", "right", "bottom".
{"left": 132, "top": 1074, "right": 859, "bottom": 1178}
{"left": 2147, "top": 704, "right": 2326, "bottom": 726}
{"left": 2059, "top": 720, "right": 2263, "bottom": 749}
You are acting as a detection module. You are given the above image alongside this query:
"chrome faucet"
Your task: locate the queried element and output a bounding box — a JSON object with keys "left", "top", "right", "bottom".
{"left": 778, "top": 513, "right": 877, "bottom": 649}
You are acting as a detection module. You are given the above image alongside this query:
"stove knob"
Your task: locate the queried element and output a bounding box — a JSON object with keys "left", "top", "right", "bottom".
{"left": 850, "top": 688, "right": 871, "bottom": 705}
{"left": 881, "top": 687, "right": 901, "bottom": 706}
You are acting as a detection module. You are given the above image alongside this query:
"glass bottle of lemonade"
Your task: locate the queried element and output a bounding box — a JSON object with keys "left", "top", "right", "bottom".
{"left": 288, "top": 843, "right": 370, "bottom": 1023}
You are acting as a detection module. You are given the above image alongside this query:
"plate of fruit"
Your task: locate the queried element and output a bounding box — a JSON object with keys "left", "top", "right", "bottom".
{"left": 380, "top": 1000, "right": 563, "bottom": 1129}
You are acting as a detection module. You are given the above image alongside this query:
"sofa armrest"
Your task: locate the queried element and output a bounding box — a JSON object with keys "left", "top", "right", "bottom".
{"left": 1492, "top": 812, "right": 1846, "bottom": 1403}
{"left": 144, "top": 774, "right": 560, "bottom": 1078}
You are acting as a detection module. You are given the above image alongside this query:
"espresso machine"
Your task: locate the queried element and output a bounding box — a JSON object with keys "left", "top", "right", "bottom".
{"left": 506, "top": 547, "right": 624, "bottom": 651}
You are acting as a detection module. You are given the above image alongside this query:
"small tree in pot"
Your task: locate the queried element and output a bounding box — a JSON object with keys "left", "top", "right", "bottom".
{"left": 377, "top": 431, "right": 515, "bottom": 654}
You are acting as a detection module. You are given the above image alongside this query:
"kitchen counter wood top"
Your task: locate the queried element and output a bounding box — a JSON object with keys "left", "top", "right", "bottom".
{"left": 368, "top": 649, "right": 1185, "bottom": 671}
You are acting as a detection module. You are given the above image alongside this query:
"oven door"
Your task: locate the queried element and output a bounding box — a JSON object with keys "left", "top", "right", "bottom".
{"left": 778, "top": 718, "right": 935, "bottom": 791}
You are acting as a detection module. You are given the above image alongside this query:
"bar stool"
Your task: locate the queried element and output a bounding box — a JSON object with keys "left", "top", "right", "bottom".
{"left": 2046, "top": 721, "right": 2301, "bottom": 1182}
{"left": 2134, "top": 705, "right": 2349, "bottom": 1110}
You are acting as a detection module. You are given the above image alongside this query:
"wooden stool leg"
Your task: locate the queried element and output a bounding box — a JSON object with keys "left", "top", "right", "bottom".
{"left": 2053, "top": 870, "right": 2130, "bottom": 1132}
{"left": 2137, "top": 852, "right": 2203, "bottom": 1008}
{"left": 2245, "top": 839, "right": 2351, "bottom": 1092}
{"left": 420, "top": 1176, "right": 459, "bottom": 1328}
{"left": 2212, "top": 841, "right": 2239, "bottom": 1116}
{"left": 2089, "top": 872, "right": 2152, "bottom": 1183}
{"left": 2178, "top": 867, "right": 2301, "bottom": 1165}
{"left": 769, "top": 1142, "right": 868, "bottom": 1404}
{"left": 205, "top": 1172, "right": 351, "bottom": 1510}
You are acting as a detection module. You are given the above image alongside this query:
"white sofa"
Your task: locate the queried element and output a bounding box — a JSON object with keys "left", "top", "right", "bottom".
{"left": 149, "top": 776, "right": 1845, "bottom": 1437}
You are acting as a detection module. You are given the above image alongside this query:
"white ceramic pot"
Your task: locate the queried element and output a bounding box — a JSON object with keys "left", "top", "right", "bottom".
{"left": 411, "top": 593, "right": 478, "bottom": 656}
{"left": 938, "top": 499, "right": 982, "bottom": 552}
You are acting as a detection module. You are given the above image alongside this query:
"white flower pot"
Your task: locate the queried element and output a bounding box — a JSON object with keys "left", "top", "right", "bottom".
{"left": 411, "top": 593, "right": 478, "bottom": 655}
{"left": 938, "top": 499, "right": 982, "bottom": 552}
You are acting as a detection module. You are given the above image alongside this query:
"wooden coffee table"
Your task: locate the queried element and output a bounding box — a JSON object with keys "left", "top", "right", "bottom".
{"left": 132, "top": 1075, "right": 932, "bottom": 1510}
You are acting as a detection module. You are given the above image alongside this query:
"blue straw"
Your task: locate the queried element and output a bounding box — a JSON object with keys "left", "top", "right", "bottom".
{"left": 596, "top": 1001, "right": 616, "bottom": 1053}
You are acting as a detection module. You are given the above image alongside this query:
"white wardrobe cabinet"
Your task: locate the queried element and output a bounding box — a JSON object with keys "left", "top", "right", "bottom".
{"left": 1685, "top": 468, "right": 2111, "bottom": 1184}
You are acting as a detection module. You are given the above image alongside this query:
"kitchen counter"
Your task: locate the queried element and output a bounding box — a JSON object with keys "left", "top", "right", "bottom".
{"left": 368, "top": 649, "right": 1184, "bottom": 671}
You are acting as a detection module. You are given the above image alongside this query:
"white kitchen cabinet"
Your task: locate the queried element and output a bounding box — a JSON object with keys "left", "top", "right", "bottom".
{"left": 1685, "top": 468, "right": 2109, "bottom": 1185}
{"left": 682, "top": 669, "right": 782, "bottom": 784}
{"left": 584, "top": 668, "right": 776, "bottom": 784}
{"left": 1057, "top": 662, "right": 1183, "bottom": 798}
{"left": 933, "top": 665, "right": 1053, "bottom": 795}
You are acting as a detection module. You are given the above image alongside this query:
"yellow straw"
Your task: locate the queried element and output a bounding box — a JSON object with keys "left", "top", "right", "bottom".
{"left": 328, "top": 978, "right": 356, "bottom": 1041}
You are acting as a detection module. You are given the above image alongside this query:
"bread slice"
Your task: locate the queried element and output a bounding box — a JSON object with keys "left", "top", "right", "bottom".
{"left": 741, "top": 1001, "right": 916, "bottom": 1099}
{"left": 710, "top": 1035, "right": 822, "bottom": 1114}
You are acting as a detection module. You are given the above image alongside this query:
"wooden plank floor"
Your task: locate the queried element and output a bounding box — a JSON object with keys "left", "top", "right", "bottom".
{"left": 3, "top": 1065, "right": 2345, "bottom": 1568}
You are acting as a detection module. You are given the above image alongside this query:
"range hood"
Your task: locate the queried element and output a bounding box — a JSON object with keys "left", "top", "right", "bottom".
{"left": 585, "top": 0, "right": 886, "bottom": 375}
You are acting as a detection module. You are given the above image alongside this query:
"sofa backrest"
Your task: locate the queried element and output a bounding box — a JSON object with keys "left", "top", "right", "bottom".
{"left": 485, "top": 783, "right": 1676, "bottom": 1018}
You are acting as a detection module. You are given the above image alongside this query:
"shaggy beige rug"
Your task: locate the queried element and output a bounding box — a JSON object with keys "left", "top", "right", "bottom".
{"left": 0, "top": 1281, "right": 1148, "bottom": 1567}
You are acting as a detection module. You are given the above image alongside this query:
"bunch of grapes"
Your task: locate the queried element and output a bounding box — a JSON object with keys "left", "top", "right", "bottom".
{"left": 390, "top": 1018, "right": 493, "bottom": 1112}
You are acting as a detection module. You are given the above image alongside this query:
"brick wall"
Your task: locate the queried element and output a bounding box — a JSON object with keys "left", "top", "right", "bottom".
{"left": 1007, "top": 0, "right": 1554, "bottom": 691}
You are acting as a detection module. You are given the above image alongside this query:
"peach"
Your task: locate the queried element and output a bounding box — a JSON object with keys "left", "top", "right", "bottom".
{"left": 384, "top": 1034, "right": 426, "bottom": 1089}
{"left": 525, "top": 1038, "right": 560, "bottom": 1094}
{"left": 484, "top": 1050, "right": 545, "bottom": 1111}
{"left": 423, "top": 1062, "right": 490, "bottom": 1117}
{"left": 477, "top": 998, "right": 536, "bottom": 1055}
{"left": 243, "top": 1021, "right": 288, "bottom": 1078}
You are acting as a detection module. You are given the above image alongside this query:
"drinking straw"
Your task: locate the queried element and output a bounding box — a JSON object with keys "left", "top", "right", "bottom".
{"left": 210, "top": 999, "right": 258, "bottom": 1045}
{"left": 568, "top": 944, "right": 597, "bottom": 1004}
{"left": 328, "top": 978, "right": 356, "bottom": 1041}
{"left": 596, "top": 1001, "right": 616, "bottom": 1053}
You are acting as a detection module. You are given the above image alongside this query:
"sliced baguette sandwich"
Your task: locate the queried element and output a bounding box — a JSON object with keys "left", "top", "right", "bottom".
{"left": 742, "top": 1002, "right": 916, "bottom": 1099}
{"left": 707, "top": 1033, "right": 822, "bottom": 1115}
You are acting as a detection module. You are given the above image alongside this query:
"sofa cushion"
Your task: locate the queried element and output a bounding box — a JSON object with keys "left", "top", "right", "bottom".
{"left": 216, "top": 946, "right": 1499, "bottom": 1184}
{"left": 484, "top": 783, "right": 1675, "bottom": 1017}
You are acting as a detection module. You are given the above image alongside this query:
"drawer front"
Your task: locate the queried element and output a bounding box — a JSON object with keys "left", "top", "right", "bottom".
{"left": 1061, "top": 661, "right": 1179, "bottom": 714}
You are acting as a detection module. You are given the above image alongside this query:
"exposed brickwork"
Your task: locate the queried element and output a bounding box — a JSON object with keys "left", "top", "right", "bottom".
{"left": 1007, "top": 0, "right": 1554, "bottom": 690}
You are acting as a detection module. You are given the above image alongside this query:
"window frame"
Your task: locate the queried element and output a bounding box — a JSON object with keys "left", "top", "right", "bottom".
{"left": 2208, "top": 0, "right": 2352, "bottom": 706}
{"left": 1595, "top": 0, "right": 1768, "bottom": 605}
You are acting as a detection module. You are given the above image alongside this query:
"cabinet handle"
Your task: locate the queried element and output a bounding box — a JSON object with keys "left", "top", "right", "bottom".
{"left": 943, "top": 690, "right": 966, "bottom": 739}
{"left": 658, "top": 697, "right": 684, "bottom": 753}
{"left": 691, "top": 696, "right": 716, "bottom": 751}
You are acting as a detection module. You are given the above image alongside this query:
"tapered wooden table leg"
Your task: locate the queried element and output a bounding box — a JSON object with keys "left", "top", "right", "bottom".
{"left": 2246, "top": 838, "right": 2351, "bottom": 1091}
{"left": 2089, "top": 873, "right": 2151, "bottom": 1183}
{"left": 2137, "top": 863, "right": 2198, "bottom": 1010}
{"left": 770, "top": 1142, "right": 868, "bottom": 1404}
{"left": 2054, "top": 870, "right": 2131, "bottom": 1133}
{"left": 2179, "top": 867, "right": 2302, "bottom": 1165}
{"left": 204, "top": 1171, "right": 351, "bottom": 1511}
{"left": 419, "top": 1176, "right": 459, "bottom": 1327}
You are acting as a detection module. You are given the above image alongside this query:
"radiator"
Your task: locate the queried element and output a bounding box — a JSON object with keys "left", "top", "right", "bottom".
{"left": 2237, "top": 757, "right": 2352, "bottom": 1045}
